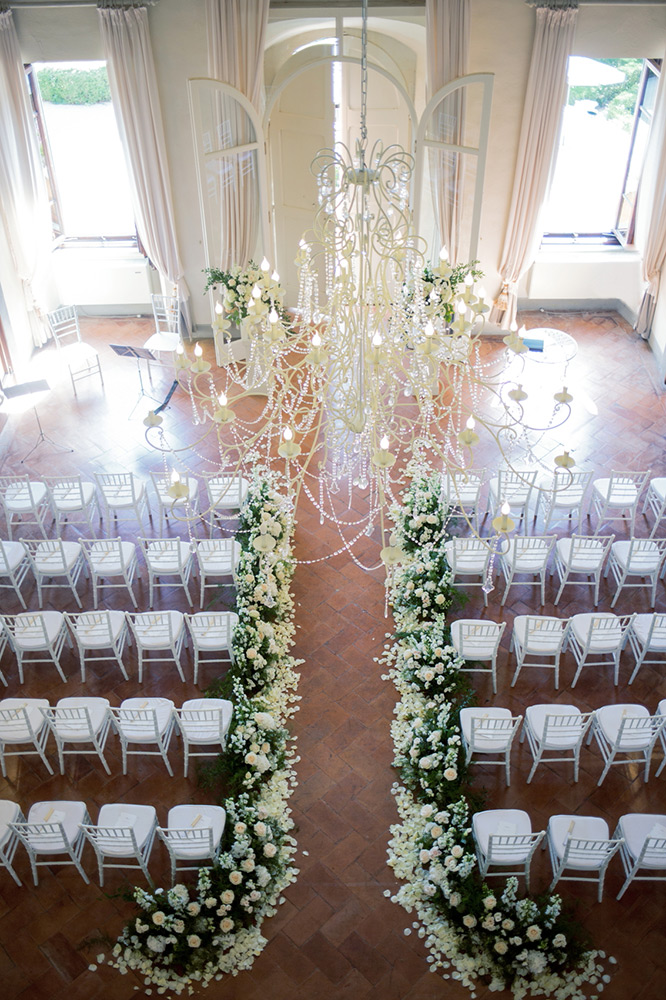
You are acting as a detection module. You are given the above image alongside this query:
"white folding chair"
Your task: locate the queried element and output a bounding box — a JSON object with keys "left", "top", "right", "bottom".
{"left": 3, "top": 612, "right": 69, "bottom": 683}
{"left": 510, "top": 615, "right": 569, "bottom": 689}
{"left": 157, "top": 804, "right": 226, "bottom": 884}
{"left": 193, "top": 538, "right": 240, "bottom": 608}
{"left": 521, "top": 704, "right": 595, "bottom": 783}
{"left": 0, "top": 475, "right": 50, "bottom": 539}
{"left": 82, "top": 803, "right": 157, "bottom": 886}
{"left": 0, "top": 539, "right": 30, "bottom": 609}
{"left": 127, "top": 611, "right": 186, "bottom": 683}
{"left": 204, "top": 472, "right": 250, "bottom": 536}
{"left": 79, "top": 537, "right": 139, "bottom": 609}
{"left": 440, "top": 470, "right": 484, "bottom": 532}
{"left": 94, "top": 472, "right": 151, "bottom": 532}
{"left": 606, "top": 537, "right": 666, "bottom": 608}
{"left": 642, "top": 477, "right": 666, "bottom": 537}
{"left": 552, "top": 534, "right": 614, "bottom": 607}
{"left": 472, "top": 808, "right": 544, "bottom": 892}
{"left": 442, "top": 537, "right": 492, "bottom": 606}
{"left": 450, "top": 619, "right": 506, "bottom": 694}
{"left": 109, "top": 697, "right": 176, "bottom": 775}
{"left": 149, "top": 470, "right": 199, "bottom": 530}
{"left": 0, "top": 800, "right": 26, "bottom": 886}
{"left": 488, "top": 469, "right": 538, "bottom": 526}
{"left": 626, "top": 613, "right": 666, "bottom": 686}
{"left": 20, "top": 537, "right": 86, "bottom": 608}
{"left": 536, "top": 470, "right": 592, "bottom": 532}
{"left": 44, "top": 475, "right": 98, "bottom": 537}
{"left": 589, "top": 469, "right": 650, "bottom": 535}
{"left": 656, "top": 699, "right": 666, "bottom": 777}
{"left": 185, "top": 612, "right": 238, "bottom": 685}
{"left": 615, "top": 813, "right": 666, "bottom": 899}
{"left": 41, "top": 697, "right": 112, "bottom": 775}
{"left": 139, "top": 538, "right": 195, "bottom": 608}
{"left": 172, "top": 698, "right": 234, "bottom": 777}
{"left": 144, "top": 293, "right": 181, "bottom": 355}
{"left": 46, "top": 304, "right": 103, "bottom": 393}
{"left": 547, "top": 815, "right": 623, "bottom": 902}
{"left": 459, "top": 707, "right": 522, "bottom": 786}
{"left": 0, "top": 630, "right": 7, "bottom": 688}
{"left": 65, "top": 610, "right": 130, "bottom": 682}
{"left": 10, "top": 799, "right": 90, "bottom": 885}
{"left": 497, "top": 535, "right": 556, "bottom": 606}
{"left": 567, "top": 612, "right": 634, "bottom": 687}
{"left": 0, "top": 698, "right": 53, "bottom": 776}
{"left": 591, "top": 703, "right": 665, "bottom": 786}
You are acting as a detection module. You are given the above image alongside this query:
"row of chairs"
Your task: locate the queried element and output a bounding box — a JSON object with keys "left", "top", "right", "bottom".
{"left": 0, "top": 471, "right": 249, "bottom": 539}
{"left": 0, "top": 536, "right": 242, "bottom": 610}
{"left": 0, "top": 610, "right": 238, "bottom": 686}
{"left": 445, "top": 533, "right": 666, "bottom": 608}
{"left": 451, "top": 612, "right": 666, "bottom": 692}
{"left": 461, "top": 699, "right": 666, "bottom": 787}
{"left": 1, "top": 797, "right": 226, "bottom": 888}
{"left": 444, "top": 468, "right": 665, "bottom": 537}
{"left": 0, "top": 695, "right": 233, "bottom": 779}
{"left": 472, "top": 808, "right": 666, "bottom": 902}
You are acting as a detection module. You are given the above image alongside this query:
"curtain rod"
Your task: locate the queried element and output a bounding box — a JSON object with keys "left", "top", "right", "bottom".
{"left": 7, "top": 1, "right": 158, "bottom": 8}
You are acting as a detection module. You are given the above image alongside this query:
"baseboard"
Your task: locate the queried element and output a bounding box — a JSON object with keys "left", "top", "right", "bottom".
{"left": 518, "top": 298, "right": 638, "bottom": 326}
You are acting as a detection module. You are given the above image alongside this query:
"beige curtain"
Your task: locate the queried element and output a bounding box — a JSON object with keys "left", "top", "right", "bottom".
{"left": 490, "top": 2, "right": 578, "bottom": 328}
{"left": 634, "top": 58, "right": 666, "bottom": 340}
{"left": 98, "top": 3, "right": 191, "bottom": 335}
{"left": 0, "top": 8, "right": 53, "bottom": 347}
{"left": 206, "top": 0, "right": 269, "bottom": 270}
{"left": 425, "top": 0, "right": 470, "bottom": 264}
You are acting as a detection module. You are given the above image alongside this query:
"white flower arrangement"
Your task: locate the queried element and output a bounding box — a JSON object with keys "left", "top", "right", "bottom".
{"left": 108, "top": 470, "right": 302, "bottom": 994}
{"left": 204, "top": 261, "right": 293, "bottom": 334}
{"left": 381, "top": 473, "right": 615, "bottom": 998}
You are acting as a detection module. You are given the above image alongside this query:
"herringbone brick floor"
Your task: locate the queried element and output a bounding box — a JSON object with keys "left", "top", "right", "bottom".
{"left": 0, "top": 311, "right": 664, "bottom": 999}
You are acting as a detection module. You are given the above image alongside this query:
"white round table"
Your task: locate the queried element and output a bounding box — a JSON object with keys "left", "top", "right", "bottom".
{"left": 522, "top": 327, "right": 578, "bottom": 365}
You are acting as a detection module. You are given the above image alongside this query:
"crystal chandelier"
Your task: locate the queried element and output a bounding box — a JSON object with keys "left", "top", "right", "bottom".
{"left": 147, "top": 0, "right": 573, "bottom": 570}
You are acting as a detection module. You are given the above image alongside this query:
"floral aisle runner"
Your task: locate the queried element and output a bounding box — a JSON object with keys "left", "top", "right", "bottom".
{"left": 106, "top": 472, "right": 302, "bottom": 994}
{"left": 380, "top": 472, "right": 614, "bottom": 998}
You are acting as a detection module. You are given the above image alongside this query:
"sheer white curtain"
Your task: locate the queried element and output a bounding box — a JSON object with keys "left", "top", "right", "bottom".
{"left": 206, "top": 0, "right": 269, "bottom": 270}
{"left": 490, "top": 2, "right": 578, "bottom": 328}
{"left": 426, "top": 0, "right": 470, "bottom": 264}
{"left": 0, "top": 8, "right": 53, "bottom": 348}
{"left": 634, "top": 58, "right": 666, "bottom": 340}
{"left": 98, "top": 3, "right": 191, "bottom": 335}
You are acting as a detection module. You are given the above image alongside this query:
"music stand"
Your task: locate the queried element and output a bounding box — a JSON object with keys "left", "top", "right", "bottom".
{"left": 2, "top": 380, "right": 74, "bottom": 464}
{"left": 110, "top": 345, "right": 161, "bottom": 419}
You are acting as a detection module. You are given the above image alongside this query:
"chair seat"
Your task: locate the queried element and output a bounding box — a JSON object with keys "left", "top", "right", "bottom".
{"left": 0, "top": 541, "right": 28, "bottom": 573}
{"left": 54, "top": 697, "right": 110, "bottom": 740}
{"left": 209, "top": 478, "right": 250, "bottom": 508}
{"left": 631, "top": 614, "right": 666, "bottom": 650}
{"left": 13, "top": 612, "right": 65, "bottom": 648}
{"left": 96, "top": 803, "right": 156, "bottom": 855}
{"left": 199, "top": 551, "right": 237, "bottom": 574}
{"left": 190, "top": 613, "right": 238, "bottom": 648}
{"left": 450, "top": 620, "right": 500, "bottom": 659}
{"left": 34, "top": 541, "right": 81, "bottom": 574}
{"left": 595, "top": 704, "right": 652, "bottom": 749}
{"left": 0, "top": 800, "right": 20, "bottom": 847}
{"left": 525, "top": 704, "right": 583, "bottom": 748}
{"left": 4, "top": 482, "right": 48, "bottom": 511}
{"left": 513, "top": 616, "right": 565, "bottom": 653}
{"left": 59, "top": 341, "right": 99, "bottom": 368}
{"left": 570, "top": 613, "right": 622, "bottom": 650}
{"left": 51, "top": 482, "right": 95, "bottom": 511}
{"left": 556, "top": 538, "right": 604, "bottom": 572}
{"left": 134, "top": 612, "right": 184, "bottom": 648}
{"left": 502, "top": 539, "right": 550, "bottom": 570}
{"left": 618, "top": 813, "right": 666, "bottom": 866}
{"left": 473, "top": 809, "right": 532, "bottom": 860}
{"left": 118, "top": 698, "right": 174, "bottom": 740}
{"left": 146, "top": 542, "right": 192, "bottom": 571}
{"left": 460, "top": 707, "right": 512, "bottom": 751}
{"left": 165, "top": 805, "right": 226, "bottom": 857}
{"left": 180, "top": 698, "right": 233, "bottom": 743}
{"left": 611, "top": 540, "right": 661, "bottom": 572}
{"left": 102, "top": 476, "right": 145, "bottom": 509}
{"left": 489, "top": 479, "right": 531, "bottom": 506}
{"left": 144, "top": 332, "right": 180, "bottom": 352}
{"left": 0, "top": 698, "right": 50, "bottom": 742}
{"left": 88, "top": 541, "right": 135, "bottom": 574}
{"left": 593, "top": 478, "right": 639, "bottom": 505}
{"left": 75, "top": 611, "right": 127, "bottom": 648}
{"left": 548, "top": 814, "right": 611, "bottom": 868}
{"left": 26, "top": 800, "right": 87, "bottom": 852}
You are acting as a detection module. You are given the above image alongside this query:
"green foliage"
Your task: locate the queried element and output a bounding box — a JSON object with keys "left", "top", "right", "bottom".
{"left": 36, "top": 66, "right": 111, "bottom": 106}
{"left": 568, "top": 58, "right": 643, "bottom": 131}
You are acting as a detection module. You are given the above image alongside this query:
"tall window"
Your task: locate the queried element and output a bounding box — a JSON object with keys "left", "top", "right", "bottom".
{"left": 26, "top": 61, "right": 136, "bottom": 244}
{"left": 541, "top": 57, "right": 660, "bottom": 246}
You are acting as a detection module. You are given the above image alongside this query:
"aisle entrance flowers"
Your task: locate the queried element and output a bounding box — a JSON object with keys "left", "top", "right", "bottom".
{"left": 109, "top": 471, "right": 301, "bottom": 993}
{"left": 381, "top": 471, "right": 614, "bottom": 998}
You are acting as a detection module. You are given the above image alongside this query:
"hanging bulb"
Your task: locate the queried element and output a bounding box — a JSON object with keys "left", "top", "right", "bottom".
{"left": 190, "top": 340, "right": 211, "bottom": 373}
{"left": 252, "top": 284, "right": 262, "bottom": 299}
{"left": 312, "top": 332, "right": 322, "bottom": 348}
{"left": 491, "top": 500, "right": 515, "bottom": 535}
{"left": 456, "top": 300, "right": 467, "bottom": 315}
{"left": 458, "top": 414, "right": 479, "bottom": 447}
{"left": 439, "top": 245, "right": 448, "bottom": 262}
{"left": 260, "top": 257, "right": 270, "bottom": 272}
{"left": 218, "top": 391, "right": 227, "bottom": 407}
{"left": 271, "top": 270, "right": 280, "bottom": 282}
{"left": 194, "top": 342, "right": 202, "bottom": 358}
{"left": 372, "top": 434, "right": 395, "bottom": 469}
{"left": 170, "top": 469, "right": 180, "bottom": 484}
{"left": 278, "top": 424, "right": 301, "bottom": 459}
{"left": 167, "top": 467, "right": 188, "bottom": 499}
{"left": 283, "top": 427, "right": 293, "bottom": 442}
{"left": 510, "top": 320, "right": 518, "bottom": 334}
{"left": 176, "top": 341, "right": 184, "bottom": 355}
{"left": 372, "top": 332, "right": 383, "bottom": 347}
{"left": 380, "top": 434, "right": 389, "bottom": 450}
{"left": 269, "top": 307, "right": 279, "bottom": 324}
{"left": 425, "top": 320, "right": 434, "bottom": 338}
{"left": 214, "top": 301, "right": 223, "bottom": 315}
{"left": 464, "top": 273, "right": 474, "bottom": 287}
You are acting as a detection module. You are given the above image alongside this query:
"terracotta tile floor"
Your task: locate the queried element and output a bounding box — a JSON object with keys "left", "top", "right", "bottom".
{"left": 0, "top": 311, "right": 664, "bottom": 1000}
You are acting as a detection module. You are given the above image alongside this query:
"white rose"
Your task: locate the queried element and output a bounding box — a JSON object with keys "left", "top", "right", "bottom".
{"left": 462, "top": 914, "right": 477, "bottom": 928}
{"left": 526, "top": 925, "right": 541, "bottom": 941}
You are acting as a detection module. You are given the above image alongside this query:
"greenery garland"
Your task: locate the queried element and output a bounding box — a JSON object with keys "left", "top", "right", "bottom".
{"left": 380, "top": 471, "right": 615, "bottom": 998}
{"left": 105, "top": 471, "right": 302, "bottom": 995}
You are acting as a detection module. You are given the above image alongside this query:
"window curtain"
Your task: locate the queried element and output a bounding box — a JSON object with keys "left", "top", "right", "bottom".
{"left": 206, "top": 0, "right": 269, "bottom": 270}
{"left": 634, "top": 59, "right": 666, "bottom": 341}
{"left": 0, "top": 7, "right": 53, "bottom": 348}
{"left": 490, "top": 1, "right": 578, "bottom": 328}
{"left": 425, "top": 0, "right": 470, "bottom": 265}
{"left": 98, "top": 2, "right": 191, "bottom": 335}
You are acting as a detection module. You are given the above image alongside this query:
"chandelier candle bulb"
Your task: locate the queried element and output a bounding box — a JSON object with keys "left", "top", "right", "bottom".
{"left": 458, "top": 415, "right": 479, "bottom": 447}
{"left": 492, "top": 499, "right": 516, "bottom": 535}
{"left": 174, "top": 341, "right": 190, "bottom": 370}
{"left": 278, "top": 426, "right": 301, "bottom": 459}
{"left": 167, "top": 469, "right": 188, "bottom": 500}
{"left": 260, "top": 257, "right": 270, "bottom": 272}
{"left": 143, "top": 409, "right": 163, "bottom": 428}
{"left": 306, "top": 332, "right": 328, "bottom": 365}
{"left": 372, "top": 435, "right": 396, "bottom": 469}
{"left": 213, "top": 391, "right": 235, "bottom": 424}
{"left": 190, "top": 342, "right": 211, "bottom": 373}
{"left": 508, "top": 383, "right": 528, "bottom": 402}
{"left": 554, "top": 449, "right": 576, "bottom": 469}
{"left": 554, "top": 386, "right": 574, "bottom": 404}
